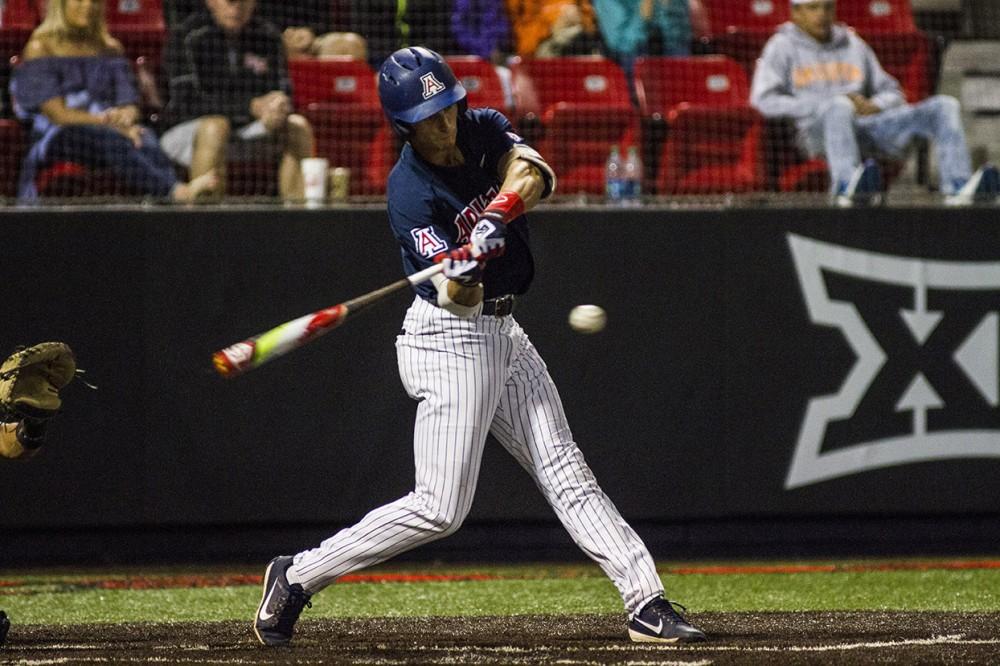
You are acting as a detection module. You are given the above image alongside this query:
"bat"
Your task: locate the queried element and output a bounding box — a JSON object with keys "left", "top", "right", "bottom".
{"left": 212, "top": 262, "right": 444, "bottom": 378}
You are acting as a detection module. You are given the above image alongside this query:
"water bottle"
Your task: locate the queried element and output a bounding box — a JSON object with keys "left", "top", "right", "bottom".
{"left": 622, "top": 145, "right": 642, "bottom": 206}
{"left": 605, "top": 145, "right": 624, "bottom": 205}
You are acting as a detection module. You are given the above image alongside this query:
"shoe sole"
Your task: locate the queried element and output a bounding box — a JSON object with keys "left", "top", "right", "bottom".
{"left": 253, "top": 558, "right": 287, "bottom": 647}
{"left": 628, "top": 627, "right": 707, "bottom": 643}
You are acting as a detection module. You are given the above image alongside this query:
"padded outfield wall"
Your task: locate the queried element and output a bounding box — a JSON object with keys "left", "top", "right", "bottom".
{"left": 1, "top": 206, "right": 998, "bottom": 564}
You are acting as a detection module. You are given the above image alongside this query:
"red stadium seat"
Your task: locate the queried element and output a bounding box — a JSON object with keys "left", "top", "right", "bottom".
{"left": 510, "top": 56, "right": 637, "bottom": 196}
{"left": 0, "top": 0, "right": 37, "bottom": 54}
{"left": 865, "top": 30, "right": 938, "bottom": 104}
{"left": 105, "top": 0, "right": 167, "bottom": 72}
{"left": 634, "top": 55, "right": 764, "bottom": 194}
{"left": 836, "top": 0, "right": 917, "bottom": 34}
{"left": 698, "top": 0, "right": 789, "bottom": 76}
{"left": 445, "top": 55, "right": 509, "bottom": 113}
{"left": 287, "top": 57, "right": 393, "bottom": 197}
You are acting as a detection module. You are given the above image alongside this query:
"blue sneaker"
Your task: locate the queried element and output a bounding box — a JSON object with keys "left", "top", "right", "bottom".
{"left": 835, "top": 159, "right": 884, "bottom": 207}
{"left": 628, "top": 597, "right": 707, "bottom": 643}
{"left": 945, "top": 164, "right": 1000, "bottom": 206}
{"left": 253, "top": 556, "right": 312, "bottom": 646}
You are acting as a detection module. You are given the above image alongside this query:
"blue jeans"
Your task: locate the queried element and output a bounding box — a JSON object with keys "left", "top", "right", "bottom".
{"left": 45, "top": 124, "right": 178, "bottom": 197}
{"left": 801, "top": 95, "right": 971, "bottom": 195}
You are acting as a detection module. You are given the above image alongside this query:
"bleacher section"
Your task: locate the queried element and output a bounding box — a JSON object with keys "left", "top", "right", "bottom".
{"left": 0, "top": 0, "right": 994, "bottom": 203}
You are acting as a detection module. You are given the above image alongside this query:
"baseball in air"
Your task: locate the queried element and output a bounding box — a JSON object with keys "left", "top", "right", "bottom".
{"left": 568, "top": 304, "right": 607, "bottom": 334}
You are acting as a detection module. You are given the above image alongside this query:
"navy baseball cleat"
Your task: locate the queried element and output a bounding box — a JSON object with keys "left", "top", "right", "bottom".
{"left": 0, "top": 610, "right": 9, "bottom": 646}
{"left": 628, "top": 597, "right": 707, "bottom": 643}
{"left": 253, "top": 556, "right": 312, "bottom": 646}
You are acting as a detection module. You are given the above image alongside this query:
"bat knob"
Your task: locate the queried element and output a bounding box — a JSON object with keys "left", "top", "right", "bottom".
{"left": 212, "top": 341, "right": 256, "bottom": 378}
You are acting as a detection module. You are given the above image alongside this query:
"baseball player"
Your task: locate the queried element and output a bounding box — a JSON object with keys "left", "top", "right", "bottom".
{"left": 0, "top": 341, "right": 77, "bottom": 647}
{"left": 254, "top": 46, "right": 706, "bottom": 647}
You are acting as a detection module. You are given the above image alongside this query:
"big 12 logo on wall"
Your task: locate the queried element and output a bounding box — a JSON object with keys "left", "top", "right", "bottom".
{"left": 786, "top": 234, "right": 1000, "bottom": 489}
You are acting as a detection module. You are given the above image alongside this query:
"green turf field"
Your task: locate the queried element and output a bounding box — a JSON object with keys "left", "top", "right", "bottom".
{"left": 4, "top": 559, "right": 999, "bottom": 625}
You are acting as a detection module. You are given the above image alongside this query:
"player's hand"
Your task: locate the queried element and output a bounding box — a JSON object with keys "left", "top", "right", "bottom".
{"left": 470, "top": 211, "right": 506, "bottom": 261}
{"left": 439, "top": 247, "right": 482, "bottom": 286}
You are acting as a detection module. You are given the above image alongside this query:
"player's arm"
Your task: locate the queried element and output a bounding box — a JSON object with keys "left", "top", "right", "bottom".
{"left": 496, "top": 143, "right": 556, "bottom": 210}
{"left": 460, "top": 143, "right": 556, "bottom": 268}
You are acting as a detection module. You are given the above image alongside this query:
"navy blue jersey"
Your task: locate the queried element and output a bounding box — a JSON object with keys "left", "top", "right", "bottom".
{"left": 387, "top": 107, "right": 534, "bottom": 303}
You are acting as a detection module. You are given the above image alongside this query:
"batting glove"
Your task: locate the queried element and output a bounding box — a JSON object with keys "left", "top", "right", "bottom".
{"left": 438, "top": 247, "right": 482, "bottom": 285}
{"left": 470, "top": 211, "right": 506, "bottom": 261}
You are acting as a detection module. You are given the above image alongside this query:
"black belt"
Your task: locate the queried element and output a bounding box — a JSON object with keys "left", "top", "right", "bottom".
{"left": 482, "top": 294, "right": 515, "bottom": 317}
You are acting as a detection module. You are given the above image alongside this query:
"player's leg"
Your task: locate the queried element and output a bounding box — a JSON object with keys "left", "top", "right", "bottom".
{"left": 489, "top": 320, "right": 705, "bottom": 642}
{"left": 255, "top": 299, "right": 511, "bottom": 645}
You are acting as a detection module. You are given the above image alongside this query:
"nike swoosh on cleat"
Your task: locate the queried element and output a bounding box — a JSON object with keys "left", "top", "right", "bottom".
{"left": 635, "top": 617, "right": 663, "bottom": 634}
{"left": 258, "top": 582, "right": 279, "bottom": 621}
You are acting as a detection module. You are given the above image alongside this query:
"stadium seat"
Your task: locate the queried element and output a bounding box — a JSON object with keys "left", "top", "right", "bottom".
{"left": 287, "top": 57, "right": 393, "bottom": 197}
{"left": 510, "top": 56, "right": 637, "bottom": 196}
{"left": 836, "top": 0, "right": 917, "bottom": 34}
{"left": 1, "top": 0, "right": 38, "bottom": 117}
{"left": 105, "top": 0, "right": 167, "bottom": 73}
{"left": 445, "top": 55, "right": 509, "bottom": 113}
{"left": 697, "top": 0, "right": 789, "bottom": 76}
{"left": 0, "top": 0, "right": 37, "bottom": 56}
{"left": 634, "top": 55, "right": 764, "bottom": 194}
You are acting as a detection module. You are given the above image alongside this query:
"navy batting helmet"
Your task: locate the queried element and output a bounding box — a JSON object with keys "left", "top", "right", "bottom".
{"left": 378, "top": 47, "right": 467, "bottom": 136}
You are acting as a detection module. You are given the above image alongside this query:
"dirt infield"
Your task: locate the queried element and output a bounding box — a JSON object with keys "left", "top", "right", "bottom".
{"left": 3, "top": 611, "right": 999, "bottom": 664}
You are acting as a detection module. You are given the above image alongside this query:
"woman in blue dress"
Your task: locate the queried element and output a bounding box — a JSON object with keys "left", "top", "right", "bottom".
{"left": 10, "top": 0, "right": 217, "bottom": 202}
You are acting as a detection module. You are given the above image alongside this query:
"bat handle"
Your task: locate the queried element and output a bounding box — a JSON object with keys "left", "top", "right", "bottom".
{"left": 406, "top": 261, "right": 446, "bottom": 286}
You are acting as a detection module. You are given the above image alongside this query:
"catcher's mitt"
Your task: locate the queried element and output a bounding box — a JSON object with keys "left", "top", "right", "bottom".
{"left": 0, "top": 342, "right": 76, "bottom": 420}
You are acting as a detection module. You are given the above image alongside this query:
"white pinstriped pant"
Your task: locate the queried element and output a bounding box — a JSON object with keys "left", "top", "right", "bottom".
{"left": 288, "top": 296, "right": 663, "bottom": 613}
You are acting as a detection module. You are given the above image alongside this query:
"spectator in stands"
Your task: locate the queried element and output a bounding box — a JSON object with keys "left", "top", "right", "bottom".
{"left": 750, "top": 0, "right": 999, "bottom": 206}
{"left": 451, "top": 0, "right": 511, "bottom": 63}
{"left": 351, "top": 0, "right": 458, "bottom": 68}
{"left": 506, "top": 0, "right": 604, "bottom": 58}
{"left": 161, "top": 0, "right": 315, "bottom": 200}
{"left": 590, "top": 0, "right": 693, "bottom": 68}
{"left": 256, "top": 1, "right": 367, "bottom": 60}
{"left": 10, "top": 0, "right": 218, "bottom": 203}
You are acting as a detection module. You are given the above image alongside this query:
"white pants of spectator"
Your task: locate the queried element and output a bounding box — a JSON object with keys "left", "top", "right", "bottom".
{"left": 801, "top": 94, "right": 972, "bottom": 194}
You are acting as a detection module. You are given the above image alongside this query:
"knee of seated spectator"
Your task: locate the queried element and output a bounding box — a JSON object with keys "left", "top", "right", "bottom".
{"left": 314, "top": 31, "right": 367, "bottom": 60}
{"left": 822, "top": 95, "right": 856, "bottom": 121}
{"left": 926, "top": 94, "right": 961, "bottom": 120}
{"left": 194, "top": 115, "right": 231, "bottom": 147}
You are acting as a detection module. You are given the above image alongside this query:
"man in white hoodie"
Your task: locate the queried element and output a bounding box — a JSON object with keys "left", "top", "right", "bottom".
{"left": 750, "top": 0, "right": 998, "bottom": 206}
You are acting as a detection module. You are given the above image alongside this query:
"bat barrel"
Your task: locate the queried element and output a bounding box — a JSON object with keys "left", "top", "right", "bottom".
{"left": 212, "top": 304, "right": 348, "bottom": 377}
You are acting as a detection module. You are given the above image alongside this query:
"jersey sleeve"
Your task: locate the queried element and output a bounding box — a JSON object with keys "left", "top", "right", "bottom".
{"left": 474, "top": 108, "right": 529, "bottom": 177}
{"left": 388, "top": 184, "right": 456, "bottom": 271}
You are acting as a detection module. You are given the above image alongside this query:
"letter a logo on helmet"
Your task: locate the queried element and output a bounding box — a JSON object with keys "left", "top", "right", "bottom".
{"left": 420, "top": 72, "right": 446, "bottom": 99}
{"left": 378, "top": 47, "right": 467, "bottom": 135}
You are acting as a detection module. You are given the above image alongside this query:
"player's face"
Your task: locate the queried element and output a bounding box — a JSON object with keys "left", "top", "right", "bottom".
{"left": 411, "top": 104, "right": 458, "bottom": 148}
{"left": 64, "top": 0, "right": 101, "bottom": 31}
{"left": 206, "top": 0, "right": 256, "bottom": 34}
{"left": 792, "top": 1, "right": 835, "bottom": 42}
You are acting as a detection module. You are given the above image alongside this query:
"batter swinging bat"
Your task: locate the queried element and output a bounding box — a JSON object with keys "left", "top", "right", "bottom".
{"left": 212, "top": 262, "right": 444, "bottom": 378}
